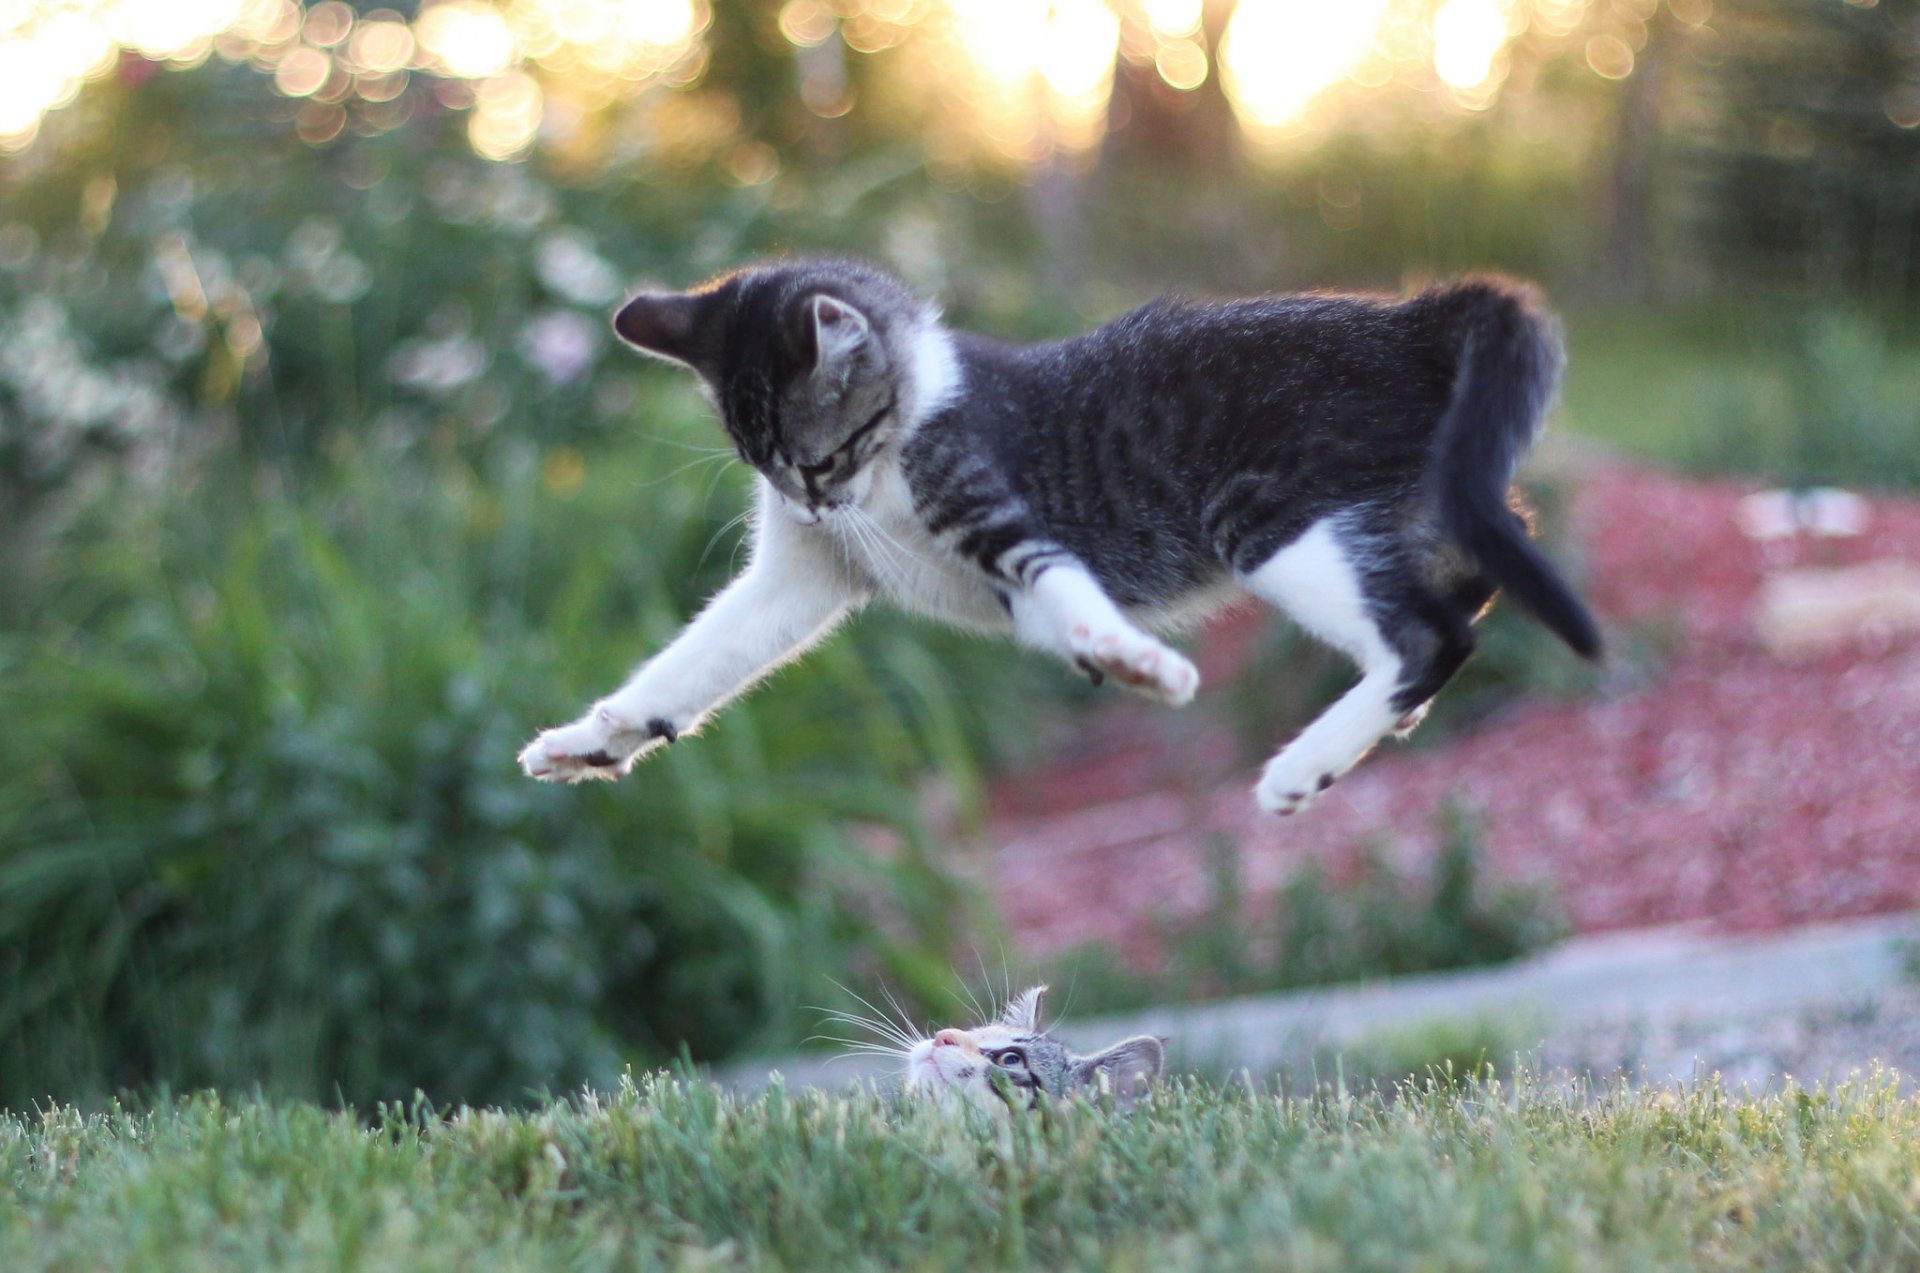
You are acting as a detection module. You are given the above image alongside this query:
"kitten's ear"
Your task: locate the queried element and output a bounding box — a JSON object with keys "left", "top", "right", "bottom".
{"left": 613, "top": 291, "right": 716, "bottom": 368}
{"left": 1070, "top": 1035, "right": 1165, "bottom": 1100}
{"left": 1000, "top": 985, "right": 1048, "bottom": 1033}
{"left": 787, "top": 293, "right": 871, "bottom": 376}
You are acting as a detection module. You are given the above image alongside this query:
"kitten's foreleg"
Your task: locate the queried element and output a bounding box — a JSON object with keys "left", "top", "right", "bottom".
{"left": 519, "top": 512, "right": 866, "bottom": 783}
{"left": 1007, "top": 561, "right": 1198, "bottom": 707}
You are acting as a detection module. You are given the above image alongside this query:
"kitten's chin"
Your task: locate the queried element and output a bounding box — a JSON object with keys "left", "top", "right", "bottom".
{"left": 904, "top": 1040, "right": 941, "bottom": 1087}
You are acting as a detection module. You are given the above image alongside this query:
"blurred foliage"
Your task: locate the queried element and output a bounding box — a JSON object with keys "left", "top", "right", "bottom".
{"left": 1047, "top": 807, "right": 1565, "bottom": 1019}
{"left": 1683, "top": 311, "right": 1920, "bottom": 492}
{"left": 0, "top": 438, "right": 1031, "bottom": 1107}
{"left": 0, "top": 79, "right": 1067, "bottom": 1107}
{"left": 1698, "top": 0, "right": 1920, "bottom": 309}
{"left": 7, "top": 0, "right": 1920, "bottom": 1109}
{"left": 1269, "top": 807, "right": 1566, "bottom": 988}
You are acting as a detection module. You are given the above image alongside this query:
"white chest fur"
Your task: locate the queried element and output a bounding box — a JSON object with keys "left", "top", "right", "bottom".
{"left": 817, "top": 463, "right": 1012, "bottom": 631}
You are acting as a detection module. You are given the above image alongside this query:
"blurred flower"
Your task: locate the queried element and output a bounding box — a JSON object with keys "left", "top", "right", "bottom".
{"left": 424, "top": 161, "right": 553, "bottom": 230}
{"left": 284, "top": 217, "right": 372, "bottom": 303}
{"left": 0, "top": 296, "right": 181, "bottom": 478}
{"left": 0, "top": 222, "right": 40, "bottom": 269}
{"left": 518, "top": 308, "right": 601, "bottom": 383}
{"left": 535, "top": 230, "right": 620, "bottom": 306}
{"left": 391, "top": 329, "right": 489, "bottom": 393}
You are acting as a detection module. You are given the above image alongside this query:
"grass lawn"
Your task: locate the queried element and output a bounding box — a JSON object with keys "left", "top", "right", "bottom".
{"left": 6, "top": 1072, "right": 1919, "bottom": 1271}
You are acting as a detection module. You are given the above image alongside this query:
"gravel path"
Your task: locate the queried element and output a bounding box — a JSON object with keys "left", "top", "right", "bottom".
{"left": 985, "top": 464, "right": 1920, "bottom": 963}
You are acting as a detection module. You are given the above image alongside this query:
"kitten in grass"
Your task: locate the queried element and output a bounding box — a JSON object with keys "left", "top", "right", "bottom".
{"left": 838, "top": 984, "right": 1164, "bottom": 1108}
{"left": 518, "top": 259, "right": 1600, "bottom": 815}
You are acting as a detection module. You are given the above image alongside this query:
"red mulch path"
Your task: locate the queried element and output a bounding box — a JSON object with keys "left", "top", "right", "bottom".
{"left": 985, "top": 464, "right": 1920, "bottom": 965}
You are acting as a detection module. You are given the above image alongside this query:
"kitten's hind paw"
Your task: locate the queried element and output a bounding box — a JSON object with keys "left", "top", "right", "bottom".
{"left": 1068, "top": 625, "right": 1199, "bottom": 707}
{"left": 1254, "top": 747, "right": 1347, "bottom": 817}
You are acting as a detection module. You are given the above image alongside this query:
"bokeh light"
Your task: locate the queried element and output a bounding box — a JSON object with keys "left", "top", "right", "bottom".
{"left": 1221, "top": 0, "right": 1391, "bottom": 138}
{"left": 935, "top": 0, "right": 1122, "bottom": 162}
{"left": 1432, "top": 0, "right": 1512, "bottom": 92}
{"left": 0, "top": 0, "right": 1666, "bottom": 164}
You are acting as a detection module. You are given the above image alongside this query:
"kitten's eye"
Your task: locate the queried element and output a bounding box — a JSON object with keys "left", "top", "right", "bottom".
{"left": 993, "top": 1049, "right": 1026, "bottom": 1068}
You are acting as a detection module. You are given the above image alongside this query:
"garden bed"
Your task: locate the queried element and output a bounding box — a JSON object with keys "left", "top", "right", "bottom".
{"left": 987, "top": 464, "right": 1920, "bottom": 964}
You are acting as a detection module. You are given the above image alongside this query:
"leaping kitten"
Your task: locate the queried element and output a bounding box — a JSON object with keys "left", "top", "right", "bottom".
{"left": 519, "top": 259, "right": 1600, "bottom": 815}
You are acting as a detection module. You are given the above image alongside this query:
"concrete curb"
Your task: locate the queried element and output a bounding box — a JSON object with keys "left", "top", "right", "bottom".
{"left": 715, "top": 914, "right": 1914, "bottom": 1092}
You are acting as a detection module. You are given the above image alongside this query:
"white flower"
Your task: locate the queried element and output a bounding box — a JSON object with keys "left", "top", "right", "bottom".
{"left": 518, "top": 308, "right": 600, "bottom": 383}
{"left": 535, "top": 230, "right": 620, "bottom": 306}
{"left": 391, "top": 332, "right": 490, "bottom": 393}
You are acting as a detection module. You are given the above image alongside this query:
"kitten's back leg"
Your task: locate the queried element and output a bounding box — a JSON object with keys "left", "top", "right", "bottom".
{"left": 1239, "top": 516, "right": 1476, "bottom": 816}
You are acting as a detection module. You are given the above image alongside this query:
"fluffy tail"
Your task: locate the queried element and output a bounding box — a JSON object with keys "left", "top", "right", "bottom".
{"left": 1428, "top": 279, "right": 1602, "bottom": 660}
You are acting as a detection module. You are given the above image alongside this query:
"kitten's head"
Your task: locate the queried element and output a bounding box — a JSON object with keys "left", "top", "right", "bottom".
{"left": 900, "top": 985, "right": 1166, "bottom": 1109}
{"left": 611, "top": 259, "right": 948, "bottom": 522}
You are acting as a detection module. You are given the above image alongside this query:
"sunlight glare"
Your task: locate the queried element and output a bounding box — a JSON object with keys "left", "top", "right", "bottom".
{"left": 1221, "top": 0, "right": 1390, "bottom": 135}
{"left": 942, "top": 0, "right": 1120, "bottom": 160}
{"left": 106, "top": 0, "right": 243, "bottom": 58}
{"left": 0, "top": 38, "right": 61, "bottom": 138}
{"left": 415, "top": 2, "right": 517, "bottom": 79}
{"left": 468, "top": 67, "right": 542, "bottom": 158}
{"left": 1142, "top": 0, "right": 1202, "bottom": 38}
{"left": 1432, "top": 0, "right": 1510, "bottom": 91}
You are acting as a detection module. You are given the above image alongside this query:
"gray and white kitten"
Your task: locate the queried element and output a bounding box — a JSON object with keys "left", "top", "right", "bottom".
{"left": 518, "top": 258, "right": 1599, "bottom": 815}
{"left": 901, "top": 985, "right": 1164, "bottom": 1108}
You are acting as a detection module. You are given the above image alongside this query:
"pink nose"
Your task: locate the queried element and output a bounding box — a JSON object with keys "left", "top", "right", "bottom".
{"left": 933, "top": 1028, "right": 966, "bottom": 1049}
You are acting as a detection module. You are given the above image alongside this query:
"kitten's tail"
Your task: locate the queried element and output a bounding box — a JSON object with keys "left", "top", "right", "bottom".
{"left": 1428, "top": 279, "right": 1602, "bottom": 660}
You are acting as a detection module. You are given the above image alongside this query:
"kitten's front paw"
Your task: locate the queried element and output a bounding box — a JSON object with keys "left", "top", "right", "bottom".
{"left": 1068, "top": 625, "right": 1199, "bottom": 707}
{"left": 518, "top": 707, "right": 678, "bottom": 783}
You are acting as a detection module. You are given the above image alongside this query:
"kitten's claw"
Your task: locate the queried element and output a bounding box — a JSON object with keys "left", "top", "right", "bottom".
{"left": 1067, "top": 625, "right": 1198, "bottom": 707}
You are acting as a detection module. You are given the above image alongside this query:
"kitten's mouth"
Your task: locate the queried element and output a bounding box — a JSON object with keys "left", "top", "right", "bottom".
{"left": 905, "top": 1040, "right": 941, "bottom": 1084}
{"left": 905, "top": 1039, "right": 972, "bottom": 1088}
{"left": 790, "top": 499, "right": 850, "bottom": 526}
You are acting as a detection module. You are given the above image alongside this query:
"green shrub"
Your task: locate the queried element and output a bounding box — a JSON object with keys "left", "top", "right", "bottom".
{"left": 0, "top": 426, "right": 1045, "bottom": 1108}
{"left": 0, "top": 79, "right": 1078, "bottom": 1107}
{"left": 1045, "top": 807, "right": 1565, "bottom": 1018}
{"left": 1684, "top": 310, "right": 1920, "bottom": 491}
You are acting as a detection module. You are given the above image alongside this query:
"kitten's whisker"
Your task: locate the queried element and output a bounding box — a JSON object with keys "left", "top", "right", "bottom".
{"left": 815, "top": 1013, "right": 915, "bottom": 1046}
{"left": 972, "top": 950, "right": 996, "bottom": 1025}
{"left": 814, "top": 1009, "right": 918, "bottom": 1048}
{"left": 954, "top": 972, "right": 988, "bottom": 1029}
{"left": 696, "top": 507, "right": 755, "bottom": 574}
{"left": 636, "top": 450, "right": 734, "bottom": 491}
{"left": 826, "top": 1044, "right": 912, "bottom": 1060}
{"left": 877, "top": 982, "right": 925, "bottom": 1047}
{"left": 816, "top": 1000, "right": 922, "bottom": 1050}
{"left": 831, "top": 982, "right": 930, "bottom": 1049}
{"left": 844, "top": 507, "right": 927, "bottom": 597}
{"left": 637, "top": 432, "right": 733, "bottom": 456}
{"left": 842, "top": 512, "right": 910, "bottom": 597}
{"left": 804, "top": 1033, "right": 909, "bottom": 1058}
{"left": 852, "top": 507, "right": 931, "bottom": 570}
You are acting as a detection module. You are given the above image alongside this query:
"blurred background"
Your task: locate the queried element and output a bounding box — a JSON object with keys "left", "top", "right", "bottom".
{"left": 3, "top": 0, "right": 1919, "bottom": 1108}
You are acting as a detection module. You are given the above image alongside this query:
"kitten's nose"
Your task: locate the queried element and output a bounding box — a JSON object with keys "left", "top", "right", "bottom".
{"left": 933, "top": 1028, "right": 966, "bottom": 1049}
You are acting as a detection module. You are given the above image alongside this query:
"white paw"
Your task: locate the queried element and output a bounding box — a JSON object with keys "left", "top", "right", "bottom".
{"left": 517, "top": 707, "right": 676, "bottom": 784}
{"left": 1254, "top": 743, "right": 1345, "bottom": 817}
{"left": 1068, "top": 624, "right": 1199, "bottom": 707}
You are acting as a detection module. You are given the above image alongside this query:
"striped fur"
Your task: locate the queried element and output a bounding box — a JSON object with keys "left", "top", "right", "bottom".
{"left": 519, "top": 258, "right": 1600, "bottom": 812}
